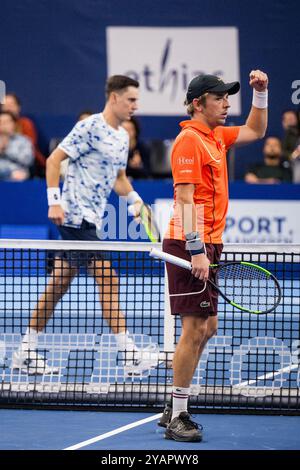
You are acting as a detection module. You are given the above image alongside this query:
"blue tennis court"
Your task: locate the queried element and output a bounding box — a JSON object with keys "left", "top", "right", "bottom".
{"left": 1, "top": 409, "right": 300, "bottom": 450}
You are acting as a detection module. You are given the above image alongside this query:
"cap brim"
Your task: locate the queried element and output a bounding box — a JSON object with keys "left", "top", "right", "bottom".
{"left": 210, "top": 81, "right": 240, "bottom": 95}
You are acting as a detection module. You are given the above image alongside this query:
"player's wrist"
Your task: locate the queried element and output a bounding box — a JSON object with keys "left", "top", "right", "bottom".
{"left": 185, "top": 231, "right": 205, "bottom": 256}
{"left": 252, "top": 89, "right": 268, "bottom": 109}
{"left": 127, "top": 190, "right": 142, "bottom": 205}
{"left": 127, "top": 191, "right": 142, "bottom": 217}
{"left": 47, "top": 187, "right": 61, "bottom": 206}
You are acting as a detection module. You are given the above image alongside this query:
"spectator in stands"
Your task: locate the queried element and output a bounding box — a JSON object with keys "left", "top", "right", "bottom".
{"left": 288, "top": 142, "right": 300, "bottom": 183}
{"left": 78, "top": 110, "right": 94, "bottom": 121}
{"left": 122, "top": 116, "right": 150, "bottom": 179}
{"left": 244, "top": 136, "right": 292, "bottom": 183}
{"left": 291, "top": 143, "right": 300, "bottom": 160}
{"left": 281, "top": 109, "right": 300, "bottom": 161}
{"left": 0, "top": 111, "right": 34, "bottom": 181}
{"left": 1, "top": 93, "right": 46, "bottom": 177}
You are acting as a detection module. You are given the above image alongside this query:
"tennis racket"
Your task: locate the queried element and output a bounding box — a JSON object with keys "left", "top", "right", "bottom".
{"left": 139, "top": 203, "right": 161, "bottom": 242}
{"left": 150, "top": 248, "right": 282, "bottom": 314}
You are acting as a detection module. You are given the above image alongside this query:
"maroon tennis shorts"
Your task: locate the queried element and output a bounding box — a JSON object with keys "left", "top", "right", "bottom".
{"left": 163, "top": 239, "right": 223, "bottom": 318}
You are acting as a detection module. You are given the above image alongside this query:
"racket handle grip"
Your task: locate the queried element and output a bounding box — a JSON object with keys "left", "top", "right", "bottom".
{"left": 150, "top": 248, "right": 192, "bottom": 271}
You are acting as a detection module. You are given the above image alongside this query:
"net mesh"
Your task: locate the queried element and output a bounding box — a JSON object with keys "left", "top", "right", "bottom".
{"left": 0, "top": 240, "right": 299, "bottom": 414}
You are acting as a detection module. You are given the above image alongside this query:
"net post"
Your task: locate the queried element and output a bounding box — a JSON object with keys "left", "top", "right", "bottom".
{"left": 163, "top": 265, "right": 175, "bottom": 352}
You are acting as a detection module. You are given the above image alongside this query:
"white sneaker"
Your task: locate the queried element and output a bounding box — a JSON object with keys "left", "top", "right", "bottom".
{"left": 11, "top": 350, "right": 59, "bottom": 375}
{"left": 121, "top": 346, "right": 160, "bottom": 376}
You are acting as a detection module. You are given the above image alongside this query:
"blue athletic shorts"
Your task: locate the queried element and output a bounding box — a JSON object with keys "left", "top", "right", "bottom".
{"left": 53, "top": 219, "right": 105, "bottom": 268}
{"left": 58, "top": 219, "right": 99, "bottom": 242}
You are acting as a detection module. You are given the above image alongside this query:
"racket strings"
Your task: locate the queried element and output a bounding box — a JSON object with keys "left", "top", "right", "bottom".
{"left": 217, "top": 264, "right": 279, "bottom": 312}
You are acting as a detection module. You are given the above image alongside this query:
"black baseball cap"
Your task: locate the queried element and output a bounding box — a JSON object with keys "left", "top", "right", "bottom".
{"left": 186, "top": 74, "right": 240, "bottom": 104}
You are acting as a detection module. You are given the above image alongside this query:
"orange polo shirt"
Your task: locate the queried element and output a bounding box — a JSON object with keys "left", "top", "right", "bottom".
{"left": 166, "top": 120, "right": 240, "bottom": 243}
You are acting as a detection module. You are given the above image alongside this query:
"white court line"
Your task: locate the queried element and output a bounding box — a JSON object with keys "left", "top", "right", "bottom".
{"left": 234, "top": 364, "right": 299, "bottom": 388}
{"left": 63, "top": 413, "right": 162, "bottom": 450}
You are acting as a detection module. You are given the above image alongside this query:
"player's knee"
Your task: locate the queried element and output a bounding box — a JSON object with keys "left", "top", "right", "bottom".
{"left": 187, "top": 325, "right": 207, "bottom": 348}
{"left": 52, "top": 274, "right": 71, "bottom": 290}
{"left": 207, "top": 326, "right": 218, "bottom": 340}
{"left": 95, "top": 274, "right": 119, "bottom": 287}
{"left": 206, "top": 317, "right": 218, "bottom": 340}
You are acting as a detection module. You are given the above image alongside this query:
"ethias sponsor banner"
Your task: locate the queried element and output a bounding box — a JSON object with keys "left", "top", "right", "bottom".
{"left": 107, "top": 27, "right": 241, "bottom": 116}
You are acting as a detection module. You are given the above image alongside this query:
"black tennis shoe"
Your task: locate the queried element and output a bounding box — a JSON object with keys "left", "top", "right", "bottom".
{"left": 164, "top": 412, "right": 203, "bottom": 442}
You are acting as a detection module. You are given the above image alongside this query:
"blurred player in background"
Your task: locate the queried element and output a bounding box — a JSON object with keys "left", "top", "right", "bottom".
{"left": 12, "top": 75, "right": 159, "bottom": 376}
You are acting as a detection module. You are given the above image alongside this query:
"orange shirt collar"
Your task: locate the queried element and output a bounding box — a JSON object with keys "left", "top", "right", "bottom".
{"left": 180, "top": 119, "right": 223, "bottom": 151}
{"left": 179, "top": 119, "right": 212, "bottom": 135}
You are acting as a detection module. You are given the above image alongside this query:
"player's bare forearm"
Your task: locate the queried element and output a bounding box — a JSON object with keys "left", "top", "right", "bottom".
{"left": 176, "top": 183, "right": 210, "bottom": 280}
{"left": 46, "top": 147, "right": 68, "bottom": 188}
{"left": 175, "top": 183, "right": 197, "bottom": 235}
{"left": 113, "top": 169, "right": 134, "bottom": 196}
{"left": 46, "top": 147, "right": 68, "bottom": 225}
{"left": 236, "top": 70, "right": 268, "bottom": 146}
{"left": 245, "top": 106, "right": 267, "bottom": 139}
{"left": 114, "top": 170, "right": 143, "bottom": 218}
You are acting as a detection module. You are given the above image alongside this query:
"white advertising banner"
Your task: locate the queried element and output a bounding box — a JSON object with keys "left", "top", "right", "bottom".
{"left": 106, "top": 27, "right": 241, "bottom": 116}
{"left": 224, "top": 200, "right": 300, "bottom": 244}
{"left": 154, "top": 199, "right": 300, "bottom": 244}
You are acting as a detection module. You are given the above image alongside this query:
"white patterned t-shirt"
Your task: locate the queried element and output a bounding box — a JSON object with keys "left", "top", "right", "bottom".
{"left": 58, "top": 113, "right": 129, "bottom": 230}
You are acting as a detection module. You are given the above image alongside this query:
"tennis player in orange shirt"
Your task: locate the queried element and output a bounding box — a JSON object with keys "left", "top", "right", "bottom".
{"left": 160, "top": 70, "right": 268, "bottom": 442}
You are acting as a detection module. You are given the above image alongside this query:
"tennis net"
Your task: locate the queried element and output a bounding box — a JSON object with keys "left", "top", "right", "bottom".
{"left": 0, "top": 240, "right": 299, "bottom": 414}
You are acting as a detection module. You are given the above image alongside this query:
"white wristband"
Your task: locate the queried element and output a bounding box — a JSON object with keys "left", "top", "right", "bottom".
{"left": 47, "top": 187, "right": 61, "bottom": 206}
{"left": 128, "top": 204, "right": 138, "bottom": 217}
{"left": 127, "top": 190, "right": 142, "bottom": 205}
{"left": 252, "top": 89, "right": 268, "bottom": 109}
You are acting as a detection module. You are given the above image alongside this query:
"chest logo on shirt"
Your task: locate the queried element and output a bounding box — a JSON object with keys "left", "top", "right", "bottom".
{"left": 177, "top": 156, "right": 194, "bottom": 165}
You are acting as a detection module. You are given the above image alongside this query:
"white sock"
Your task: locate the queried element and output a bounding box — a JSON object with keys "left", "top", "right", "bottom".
{"left": 115, "top": 330, "right": 139, "bottom": 363}
{"left": 115, "top": 331, "right": 138, "bottom": 352}
{"left": 171, "top": 386, "right": 190, "bottom": 420}
{"left": 20, "top": 327, "right": 39, "bottom": 354}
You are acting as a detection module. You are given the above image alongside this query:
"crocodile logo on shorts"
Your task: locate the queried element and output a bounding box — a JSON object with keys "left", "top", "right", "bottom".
{"left": 200, "top": 301, "right": 210, "bottom": 308}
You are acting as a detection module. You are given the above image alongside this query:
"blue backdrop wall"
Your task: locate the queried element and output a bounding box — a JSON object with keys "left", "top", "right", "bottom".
{"left": 0, "top": 0, "right": 299, "bottom": 179}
